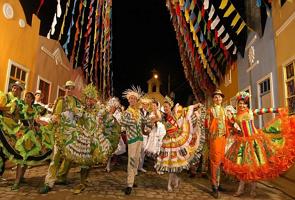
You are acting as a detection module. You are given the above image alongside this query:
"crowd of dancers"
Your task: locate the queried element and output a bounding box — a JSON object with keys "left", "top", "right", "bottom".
{"left": 0, "top": 80, "right": 295, "bottom": 198}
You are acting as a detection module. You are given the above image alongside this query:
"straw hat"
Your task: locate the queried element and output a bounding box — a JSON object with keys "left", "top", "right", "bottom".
{"left": 212, "top": 89, "right": 225, "bottom": 98}
{"left": 64, "top": 80, "right": 75, "bottom": 89}
{"left": 11, "top": 81, "right": 24, "bottom": 91}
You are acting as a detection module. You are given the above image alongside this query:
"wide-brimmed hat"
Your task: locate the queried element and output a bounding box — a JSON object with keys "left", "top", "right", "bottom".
{"left": 11, "top": 81, "right": 24, "bottom": 91}
{"left": 64, "top": 80, "right": 75, "bottom": 89}
{"left": 212, "top": 89, "right": 225, "bottom": 98}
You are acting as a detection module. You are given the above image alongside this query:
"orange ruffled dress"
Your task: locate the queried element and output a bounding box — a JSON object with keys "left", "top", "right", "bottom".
{"left": 223, "top": 108, "right": 295, "bottom": 181}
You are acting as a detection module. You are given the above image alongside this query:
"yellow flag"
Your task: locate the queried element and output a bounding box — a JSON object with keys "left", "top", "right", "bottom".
{"left": 190, "top": 21, "right": 194, "bottom": 33}
{"left": 231, "top": 13, "right": 240, "bottom": 27}
{"left": 190, "top": 1, "right": 195, "bottom": 10}
{"left": 179, "top": 0, "right": 184, "bottom": 7}
{"left": 185, "top": 10, "right": 190, "bottom": 22}
{"left": 236, "top": 21, "right": 246, "bottom": 35}
{"left": 219, "top": 0, "right": 228, "bottom": 9}
{"left": 224, "top": 4, "right": 234, "bottom": 17}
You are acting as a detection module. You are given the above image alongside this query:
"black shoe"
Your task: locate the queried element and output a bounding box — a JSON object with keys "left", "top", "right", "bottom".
{"left": 39, "top": 185, "right": 51, "bottom": 194}
{"left": 124, "top": 187, "right": 132, "bottom": 195}
{"left": 212, "top": 188, "right": 220, "bottom": 199}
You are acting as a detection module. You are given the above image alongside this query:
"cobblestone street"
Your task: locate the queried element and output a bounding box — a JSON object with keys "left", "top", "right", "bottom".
{"left": 0, "top": 158, "right": 293, "bottom": 200}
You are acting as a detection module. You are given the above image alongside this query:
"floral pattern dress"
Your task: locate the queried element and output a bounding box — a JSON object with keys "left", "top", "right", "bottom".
{"left": 0, "top": 92, "right": 53, "bottom": 166}
{"left": 62, "top": 104, "right": 121, "bottom": 166}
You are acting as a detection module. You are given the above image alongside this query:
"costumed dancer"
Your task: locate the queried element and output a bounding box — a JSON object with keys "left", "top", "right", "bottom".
{"left": 223, "top": 91, "right": 295, "bottom": 198}
{"left": 0, "top": 81, "right": 24, "bottom": 180}
{"left": 205, "top": 89, "right": 229, "bottom": 199}
{"left": 10, "top": 92, "right": 51, "bottom": 190}
{"left": 121, "top": 86, "right": 151, "bottom": 195}
{"left": 144, "top": 99, "right": 166, "bottom": 158}
{"left": 39, "top": 80, "right": 81, "bottom": 194}
{"left": 138, "top": 96, "right": 152, "bottom": 173}
{"left": 105, "top": 97, "right": 126, "bottom": 173}
{"left": 0, "top": 85, "right": 53, "bottom": 190}
{"left": 155, "top": 96, "right": 206, "bottom": 192}
{"left": 61, "top": 84, "right": 120, "bottom": 194}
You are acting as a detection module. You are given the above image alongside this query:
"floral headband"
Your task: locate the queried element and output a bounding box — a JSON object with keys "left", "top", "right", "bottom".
{"left": 164, "top": 95, "right": 174, "bottom": 107}
{"left": 236, "top": 91, "right": 250, "bottom": 103}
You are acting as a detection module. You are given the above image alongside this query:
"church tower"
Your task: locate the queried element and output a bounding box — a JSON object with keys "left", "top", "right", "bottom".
{"left": 146, "top": 69, "right": 165, "bottom": 105}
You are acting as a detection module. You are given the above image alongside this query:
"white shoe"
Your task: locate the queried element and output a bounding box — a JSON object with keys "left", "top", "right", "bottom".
{"left": 138, "top": 168, "right": 147, "bottom": 173}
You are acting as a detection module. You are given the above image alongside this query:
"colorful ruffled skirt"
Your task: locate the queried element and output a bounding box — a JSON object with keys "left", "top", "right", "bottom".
{"left": 63, "top": 116, "right": 121, "bottom": 166}
{"left": 0, "top": 116, "right": 54, "bottom": 168}
{"left": 223, "top": 113, "right": 295, "bottom": 181}
{"left": 155, "top": 107, "right": 206, "bottom": 173}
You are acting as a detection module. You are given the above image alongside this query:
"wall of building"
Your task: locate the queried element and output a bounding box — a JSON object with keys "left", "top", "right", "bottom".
{"left": 34, "top": 36, "right": 73, "bottom": 103}
{"left": 219, "top": 63, "right": 239, "bottom": 106}
{"left": 272, "top": 1, "right": 295, "bottom": 189}
{"left": 272, "top": 1, "right": 295, "bottom": 107}
{"left": 237, "top": 16, "right": 278, "bottom": 114}
{"left": 0, "top": 0, "right": 40, "bottom": 92}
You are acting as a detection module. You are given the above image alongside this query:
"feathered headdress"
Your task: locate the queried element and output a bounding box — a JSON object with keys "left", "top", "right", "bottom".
{"left": 122, "top": 85, "right": 144, "bottom": 100}
{"left": 82, "top": 83, "right": 98, "bottom": 102}
{"left": 236, "top": 91, "right": 251, "bottom": 103}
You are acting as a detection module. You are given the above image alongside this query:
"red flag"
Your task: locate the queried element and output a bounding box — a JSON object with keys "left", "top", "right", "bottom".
{"left": 37, "top": 0, "right": 45, "bottom": 15}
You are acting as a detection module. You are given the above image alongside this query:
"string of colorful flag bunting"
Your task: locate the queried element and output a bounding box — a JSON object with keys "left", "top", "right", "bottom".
{"left": 166, "top": 0, "right": 268, "bottom": 99}
{"left": 41, "top": 0, "right": 113, "bottom": 100}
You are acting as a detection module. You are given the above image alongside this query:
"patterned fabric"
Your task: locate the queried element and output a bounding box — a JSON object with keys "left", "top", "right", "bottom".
{"left": 0, "top": 94, "right": 53, "bottom": 166}
{"left": 206, "top": 105, "right": 228, "bottom": 138}
{"left": 43, "top": 95, "right": 81, "bottom": 187}
{"left": 223, "top": 108, "right": 295, "bottom": 181}
{"left": 121, "top": 107, "right": 150, "bottom": 144}
{"left": 155, "top": 105, "right": 206, "bottom": 173}
{"left": 63, "top": 104, "right": 120, "bottom": 166}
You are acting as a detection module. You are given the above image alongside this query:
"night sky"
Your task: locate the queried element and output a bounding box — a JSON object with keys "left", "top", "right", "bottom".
{"left": 21, "top": 0, "right": 194, "bottom": 106}
{"left": 112, "top": 0, "right": 193, "bottom": 105}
